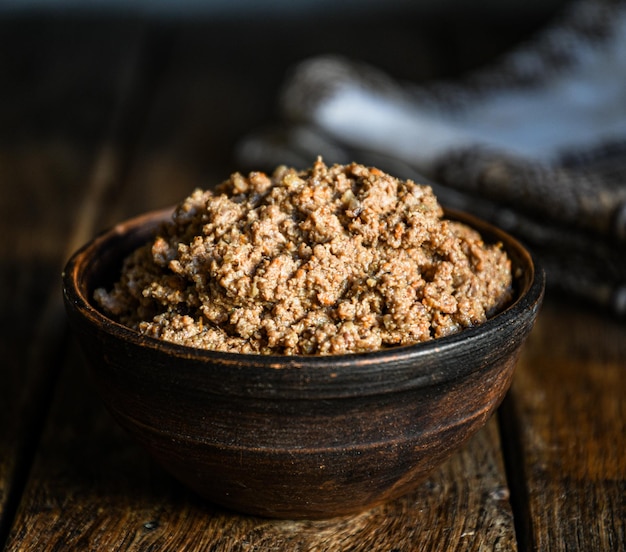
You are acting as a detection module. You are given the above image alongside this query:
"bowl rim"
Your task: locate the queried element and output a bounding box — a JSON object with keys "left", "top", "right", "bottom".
{"left": 62, "top": 205, "right": 545, "bottom": 391}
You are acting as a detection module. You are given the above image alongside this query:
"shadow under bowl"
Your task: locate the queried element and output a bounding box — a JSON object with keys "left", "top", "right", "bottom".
{"left": 62, "top": 207, "right": 544, "bottom": 519}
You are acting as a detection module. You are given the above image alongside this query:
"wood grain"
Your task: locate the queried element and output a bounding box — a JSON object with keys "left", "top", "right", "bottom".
{"left": 503, "top": 299, "right": 626, "bottom": 551}
{"left": 0, "top": 16, "right": 147, "bottom": 543}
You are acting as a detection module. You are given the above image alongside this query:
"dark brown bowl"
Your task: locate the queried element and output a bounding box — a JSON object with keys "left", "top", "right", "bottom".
{"left": 62, "top": 206, "right": 544, "bottom": 519}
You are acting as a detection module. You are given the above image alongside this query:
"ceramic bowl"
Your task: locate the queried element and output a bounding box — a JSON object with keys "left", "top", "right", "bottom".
{"left": 62, "top": 206, "right": 544, "bottom": 519}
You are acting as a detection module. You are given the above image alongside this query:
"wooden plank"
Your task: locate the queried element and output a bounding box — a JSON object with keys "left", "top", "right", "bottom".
{"left": 0, "top": 14, "right": 150, "bottom": 545}
{"left": 502, "top": 299, "right": 626, "bottom": 551}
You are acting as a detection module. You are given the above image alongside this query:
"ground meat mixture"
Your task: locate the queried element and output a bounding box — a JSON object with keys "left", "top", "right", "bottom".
{"left": 94, "top": 158, "right": 513, "bottom": 355}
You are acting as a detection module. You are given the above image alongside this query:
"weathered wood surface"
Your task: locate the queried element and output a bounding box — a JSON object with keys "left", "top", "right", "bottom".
{"left": 503, "top": 300, "right": 626, "bottom": 551}
{"left": 0, "top": 15, "right": 148, "bottom": 544}
{"left": 2, "top": 8, "right": 624, "bottom": 551}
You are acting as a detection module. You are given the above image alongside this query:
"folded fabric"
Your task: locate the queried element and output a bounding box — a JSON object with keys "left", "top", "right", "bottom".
{"left": 236, "top": 0, "right": 626, "bottom": 316}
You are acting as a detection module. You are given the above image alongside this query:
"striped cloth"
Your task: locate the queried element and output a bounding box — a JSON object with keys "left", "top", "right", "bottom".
{"left": 237, "top": 0, "right": 626, "bottom": 315}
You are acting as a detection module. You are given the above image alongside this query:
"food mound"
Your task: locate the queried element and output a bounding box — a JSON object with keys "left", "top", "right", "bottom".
{"left": 95, "top": 158, "right": 513, "bottom": 355}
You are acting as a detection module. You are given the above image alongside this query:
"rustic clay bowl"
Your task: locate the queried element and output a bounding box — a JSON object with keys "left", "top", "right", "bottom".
{"left": 62, "top": 206, "right": 544, "bottom": 519}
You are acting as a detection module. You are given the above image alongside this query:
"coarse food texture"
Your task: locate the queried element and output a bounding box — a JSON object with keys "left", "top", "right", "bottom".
{"left": 94, "top": 158, "right": 513, "bottom": 355}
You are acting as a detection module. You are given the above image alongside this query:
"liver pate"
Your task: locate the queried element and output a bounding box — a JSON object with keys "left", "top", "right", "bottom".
{"left": 94, "top": 159, "right": 512, "bottom": 355}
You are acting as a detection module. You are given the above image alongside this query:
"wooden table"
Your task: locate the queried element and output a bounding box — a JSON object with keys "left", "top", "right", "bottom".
{"left": 1, "top": 9, "right": 624, "bottom": 551}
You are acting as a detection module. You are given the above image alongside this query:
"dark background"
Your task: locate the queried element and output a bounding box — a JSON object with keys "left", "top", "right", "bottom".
{"left": 0, "top": 0, "right": 572, "bottom": 191}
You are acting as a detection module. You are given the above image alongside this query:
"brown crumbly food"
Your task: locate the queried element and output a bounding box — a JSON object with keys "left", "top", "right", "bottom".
{"left": 94, "top": 158, "right": 513, "bottom": 355}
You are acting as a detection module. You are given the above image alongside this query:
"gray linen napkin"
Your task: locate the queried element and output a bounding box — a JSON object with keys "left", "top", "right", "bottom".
{"left": 237, "top": 0, "right": 626, "bottom": 315}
